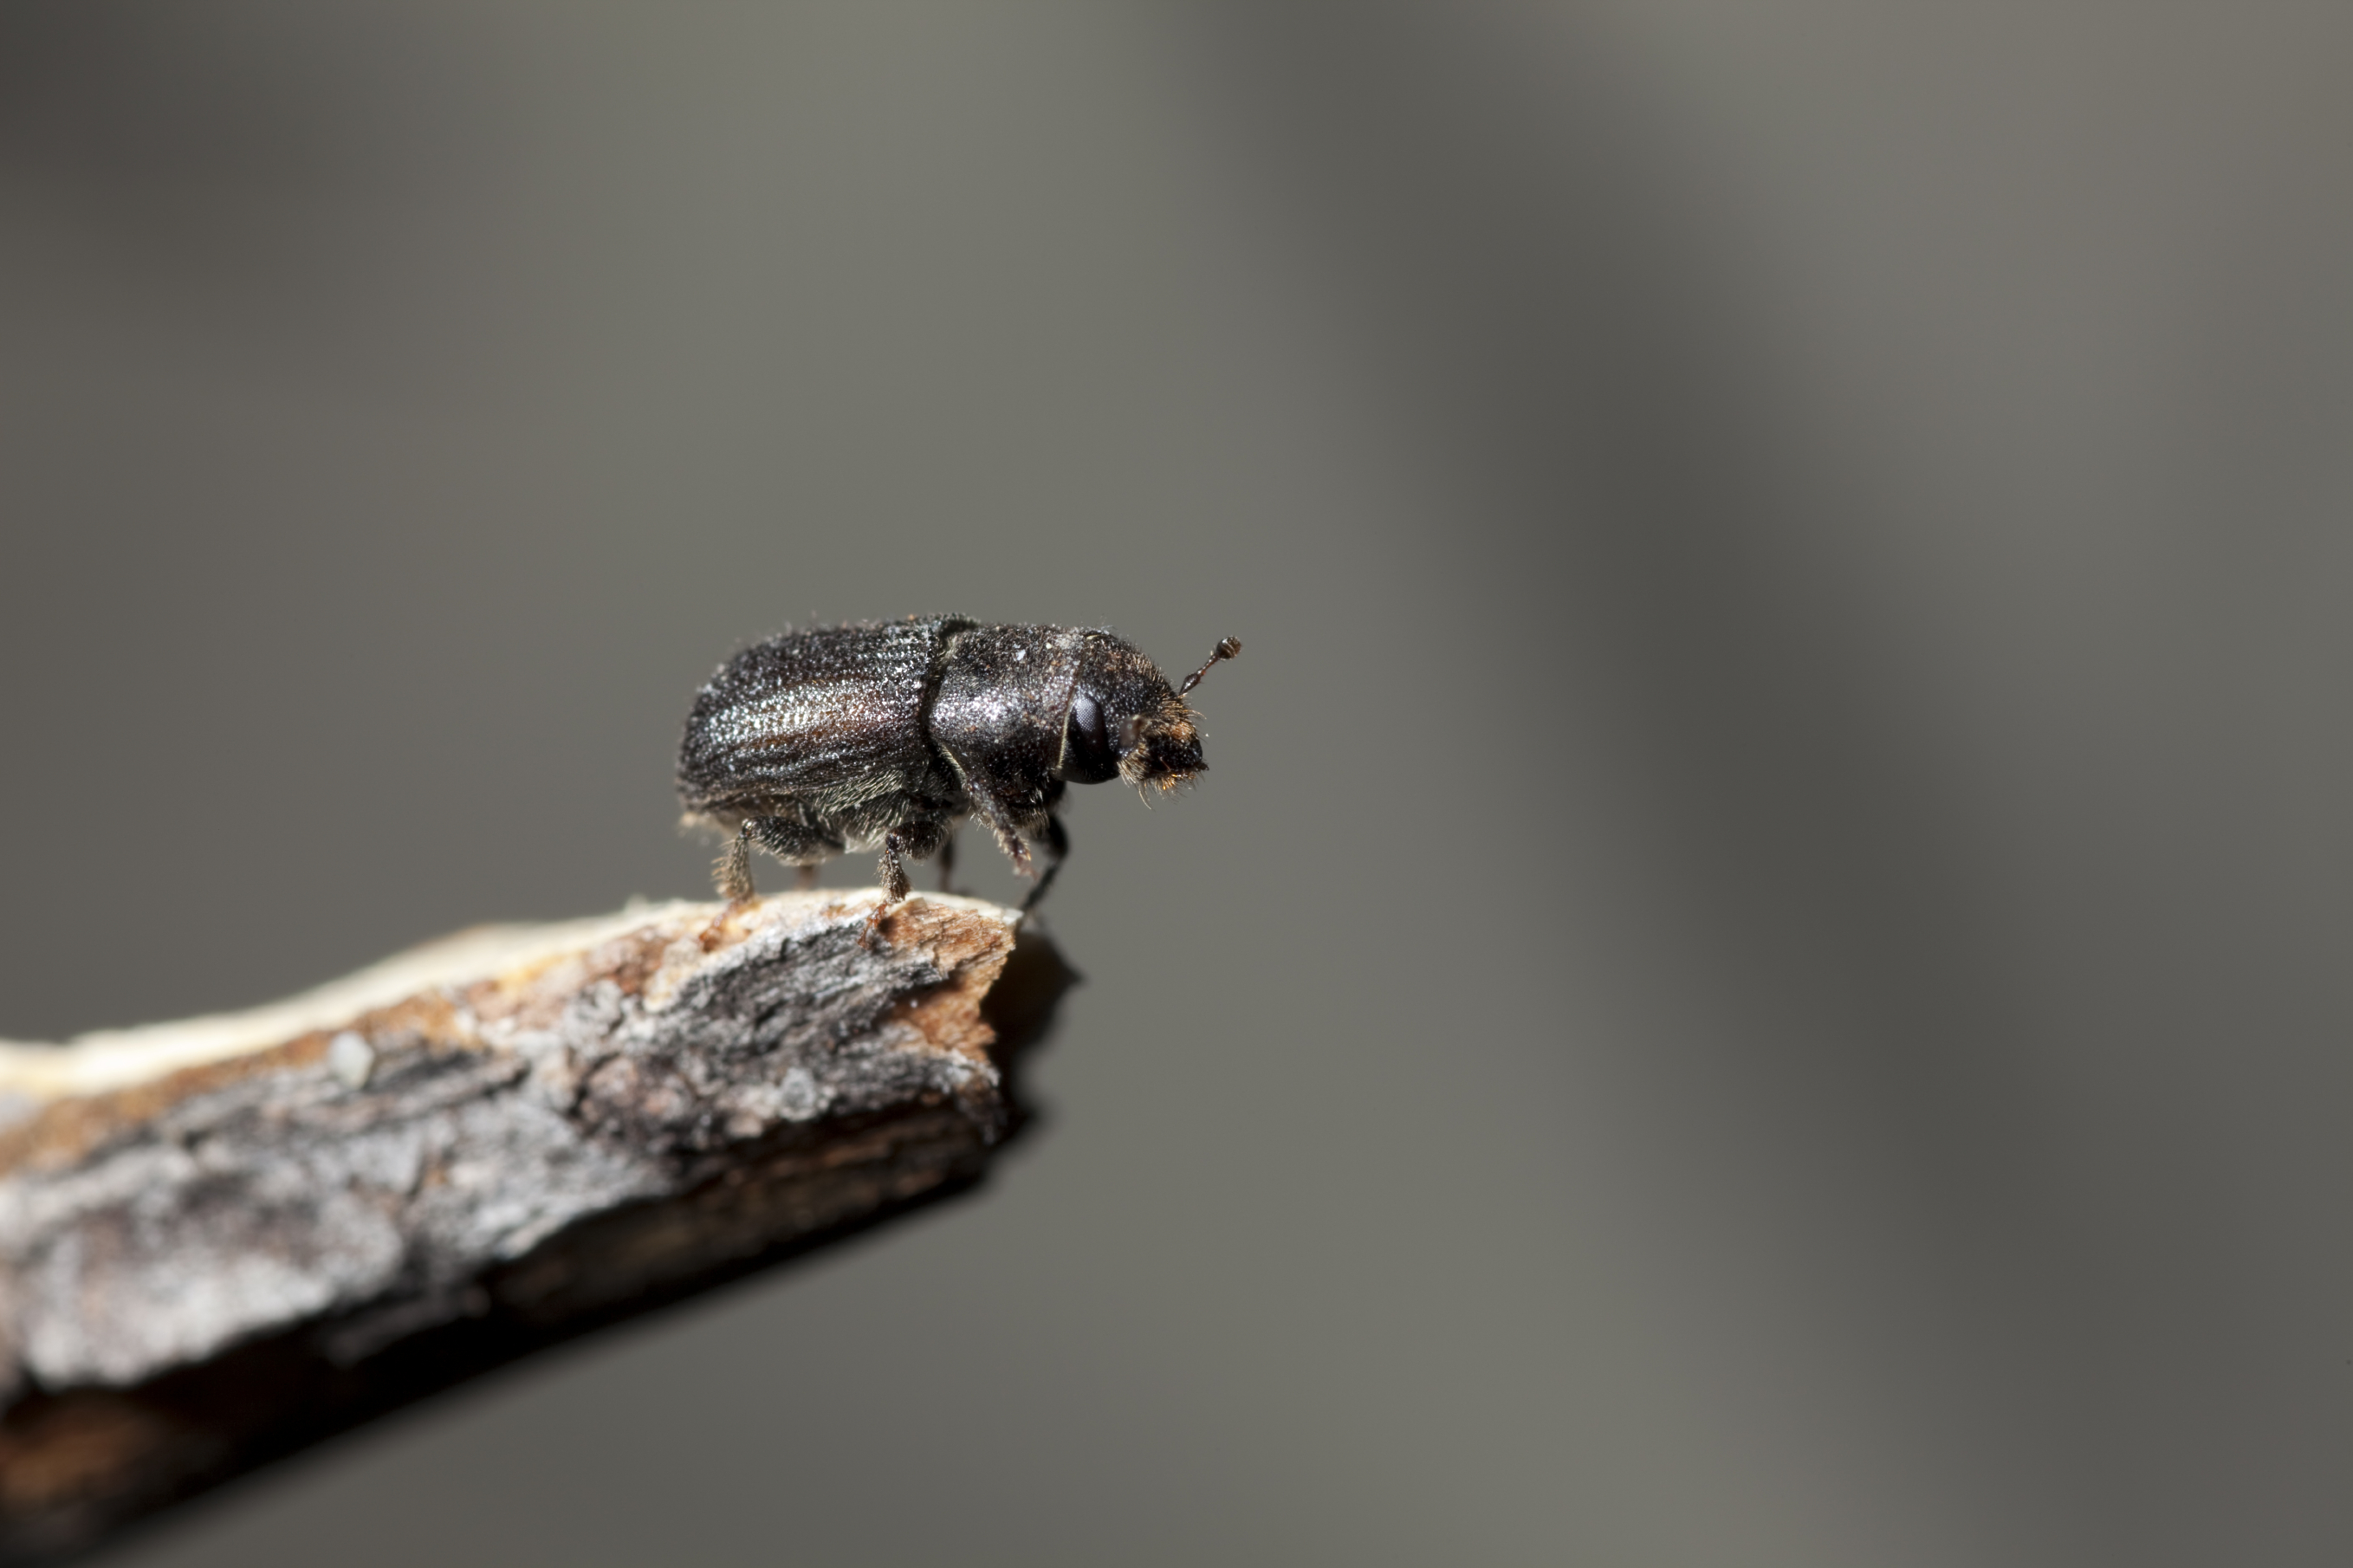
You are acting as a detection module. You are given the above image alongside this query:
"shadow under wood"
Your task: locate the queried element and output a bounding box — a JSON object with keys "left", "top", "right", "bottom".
{"left": 0, "top": 931, "right": 1078, "bottom": 1566}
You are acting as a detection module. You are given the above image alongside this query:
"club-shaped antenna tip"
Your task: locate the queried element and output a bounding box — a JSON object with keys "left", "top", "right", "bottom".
{"left": 1178, "top": 637, "right": 1241, "bottom": 697}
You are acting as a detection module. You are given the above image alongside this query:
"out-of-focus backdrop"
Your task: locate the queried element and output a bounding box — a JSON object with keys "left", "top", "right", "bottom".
{"left": 3, "top": 4, "right": 2348, "bottom": 1564}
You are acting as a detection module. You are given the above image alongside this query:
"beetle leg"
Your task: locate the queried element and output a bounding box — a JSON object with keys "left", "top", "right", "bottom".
{"left": 937, "top": 830, "right": 957, "bottom": 894}
{"left": 865, "top": 831, "right": 913, "bottom": 949}
{"left": 698, "top": 821, "right": 763, "bottom": 949}
{"left": 1019, "top": 813, "right": 1070, "bottom": 913}
{"left": 714, "top": 822, "right": 756, "bottom": 903}
{"left": 985, "top": 820, "right": 1034, "bottom": 879}
{"left": 794, "top": 864, "right": 820, "bottom": 891}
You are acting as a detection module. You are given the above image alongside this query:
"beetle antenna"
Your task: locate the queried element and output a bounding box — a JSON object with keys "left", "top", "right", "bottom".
{"left": 1176, "top": 636, "right": 1241, "bottom": 697}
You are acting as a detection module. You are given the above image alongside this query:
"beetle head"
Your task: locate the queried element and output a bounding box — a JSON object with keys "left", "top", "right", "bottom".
{"left": 1059, "top": 633, "right": 1239, "bottom": 790}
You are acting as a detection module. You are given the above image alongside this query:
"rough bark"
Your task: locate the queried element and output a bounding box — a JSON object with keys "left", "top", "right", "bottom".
{"left": 0, "top": 892, "right": 1072, "bottom": 1563}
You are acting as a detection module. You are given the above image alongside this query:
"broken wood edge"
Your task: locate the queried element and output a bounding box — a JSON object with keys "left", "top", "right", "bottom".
{"left": 0, "top": 895, "right": 1079, "bottom": 1565}
{"left": 0, "top": 892, "right": 1023, "bottom": 1111}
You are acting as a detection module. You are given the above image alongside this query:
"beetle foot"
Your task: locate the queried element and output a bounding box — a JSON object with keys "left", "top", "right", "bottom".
{"left": 859, "top": 897, "right": 895, "bottom": 952}
{"left": 697, "top": 895, "right": 752, "bottom": 953}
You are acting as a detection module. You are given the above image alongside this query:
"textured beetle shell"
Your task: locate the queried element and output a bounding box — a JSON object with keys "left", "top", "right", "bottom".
{"left": 677, "top": 616, "right": 1207, "bottom": 893}
{"left": 677, "top": 617, "right": 975, "bottom": 839}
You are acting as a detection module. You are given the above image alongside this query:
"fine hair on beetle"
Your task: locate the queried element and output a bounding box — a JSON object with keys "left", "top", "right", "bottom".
{"left": 677, "top": 618, "right": 1239, "bottom": 943}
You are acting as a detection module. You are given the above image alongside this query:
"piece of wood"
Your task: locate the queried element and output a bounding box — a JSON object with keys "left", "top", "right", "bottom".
{"left": 0, "top": 893, "right": 1072, "bottom": 1563}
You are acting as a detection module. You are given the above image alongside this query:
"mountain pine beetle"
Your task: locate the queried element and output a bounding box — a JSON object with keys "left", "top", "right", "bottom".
{"left": 678, "top": 617, "right": 1239, "bottom": 938}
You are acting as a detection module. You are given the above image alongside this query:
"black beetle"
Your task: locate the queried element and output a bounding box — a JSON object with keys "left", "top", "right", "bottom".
{"left": 677, "top": 617, "right": 1239, "bottom": 930}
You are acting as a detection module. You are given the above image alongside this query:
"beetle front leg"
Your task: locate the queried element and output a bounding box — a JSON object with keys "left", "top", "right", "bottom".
{"left": 937, "top": 830, "right": 957, "bottom": 894}
{"left": 1019, "top": 813, "right": 1069, "bottom": 914}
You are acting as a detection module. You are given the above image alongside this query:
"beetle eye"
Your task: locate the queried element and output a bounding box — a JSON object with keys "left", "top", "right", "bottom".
{"left": 1062, "top": 689, "right": 1121, "bottom": 782}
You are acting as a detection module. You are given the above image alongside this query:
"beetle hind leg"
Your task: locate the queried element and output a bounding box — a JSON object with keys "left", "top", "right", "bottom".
{"left": 878, "top": 833, "right": 912, "bottom": 904}
{"left": 714, "top": 822, "right": 756, "bottom": 904}
{"left": 864, "top": 831, "right": 916, "bottom": 949}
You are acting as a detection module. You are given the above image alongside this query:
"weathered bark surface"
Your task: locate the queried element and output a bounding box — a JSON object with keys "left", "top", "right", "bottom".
{"left": 0, "top": 893, "right": 1072, "bottom": 1563}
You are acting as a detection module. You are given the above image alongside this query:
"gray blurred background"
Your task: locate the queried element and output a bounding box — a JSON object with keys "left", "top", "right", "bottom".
{"left": 3, "top": 3, "right": 2349, "bottom": 1563}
